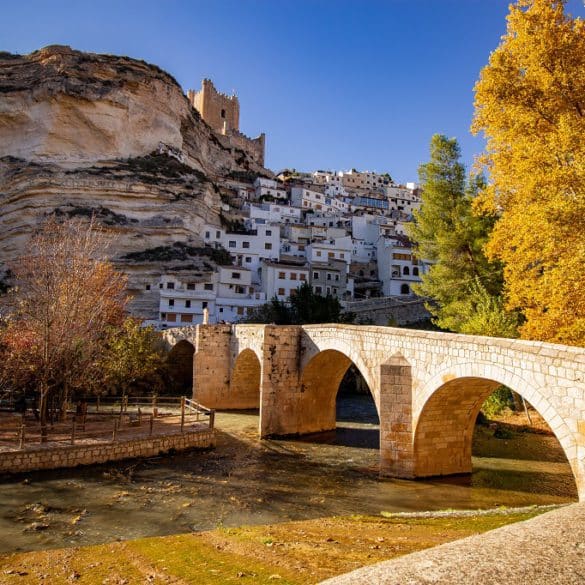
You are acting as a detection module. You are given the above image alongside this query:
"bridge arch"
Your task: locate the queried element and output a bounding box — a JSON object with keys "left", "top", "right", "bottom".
{"left": 413, "top": 362, "right": 580, "bottom": 494}
{"left": 298, "top": 349, "right": 377, "bottom": 435}
{"left": 228, "top": 348, "right": 262, "bottom": 409}
{"left": 167, "top": 339, "right": 195, "bottom": 394}
{"left": 301, "top": 335, "right": 379, "bottom": 408}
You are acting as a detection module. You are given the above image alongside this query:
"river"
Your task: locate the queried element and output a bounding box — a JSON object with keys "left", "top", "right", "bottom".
{"left": 0, "top": 396, "right": 577, "bottom": 554}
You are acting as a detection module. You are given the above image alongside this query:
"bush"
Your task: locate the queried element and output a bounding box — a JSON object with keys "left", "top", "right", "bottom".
{"left": 481, "top": 386, "right": 513, "bottom": 418}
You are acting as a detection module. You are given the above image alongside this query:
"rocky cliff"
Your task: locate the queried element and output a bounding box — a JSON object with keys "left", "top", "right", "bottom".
{"left": 0, "top": 46, "right": 269, "bottom": 317}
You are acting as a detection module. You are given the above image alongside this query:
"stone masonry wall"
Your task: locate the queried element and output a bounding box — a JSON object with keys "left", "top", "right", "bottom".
{"left": 0, "top": 429, "right": 214, "bottom": 474}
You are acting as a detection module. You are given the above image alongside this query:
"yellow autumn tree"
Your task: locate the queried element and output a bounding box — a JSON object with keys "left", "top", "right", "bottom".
{"left": 472, "top": 0, "right": 585, "bottom": 346}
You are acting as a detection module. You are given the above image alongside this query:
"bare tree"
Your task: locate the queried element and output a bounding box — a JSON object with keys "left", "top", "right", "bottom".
{"left": 3, "top": 216, "right": 127, "bottom": 439}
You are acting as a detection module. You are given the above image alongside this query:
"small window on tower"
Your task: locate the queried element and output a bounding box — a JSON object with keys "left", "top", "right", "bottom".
{"left": 221, "top": 108, "right": 226, "bottom": 118}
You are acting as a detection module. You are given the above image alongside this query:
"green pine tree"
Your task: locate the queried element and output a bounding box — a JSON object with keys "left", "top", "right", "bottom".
{"left": 407, "top": 134, "right": 519, "bottom": 337}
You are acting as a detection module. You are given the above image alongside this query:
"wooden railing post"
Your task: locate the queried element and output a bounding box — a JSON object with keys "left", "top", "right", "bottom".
{"left": 71, "top": 418, "right": 76, "bottom": 445}
{"left": 180, "top": 396, "right": 185, "bottom": 433}
{"left": 209, "top": 410, "right": 215, "bottom": 430}
{"left": 149, "top": 414, "right": 154, "bottom": 436}
{"left": 112, "top": 419, "right": 118, "bottom": 442}
{"left": 19, "top": 425, "right": 25, "bottom": 450}
{"left": 152, "top": 394, "right": 158, "bottom": 419}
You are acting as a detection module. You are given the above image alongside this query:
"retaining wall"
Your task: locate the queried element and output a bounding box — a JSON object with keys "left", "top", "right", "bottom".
{"left": 0, "top": 429, "right": 215, "bottom": 474}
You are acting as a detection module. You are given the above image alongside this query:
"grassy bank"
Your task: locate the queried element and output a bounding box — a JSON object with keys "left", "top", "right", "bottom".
{"left": 0, "top": 507, "right": 549, "bottom": 584}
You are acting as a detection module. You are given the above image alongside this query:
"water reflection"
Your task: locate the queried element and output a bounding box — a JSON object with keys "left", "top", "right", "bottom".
{"left": 0, "top": 396, "right": 576, "bottom": 554}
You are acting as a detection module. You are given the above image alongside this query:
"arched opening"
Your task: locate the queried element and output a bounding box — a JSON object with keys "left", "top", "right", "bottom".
{"left": 228, "top": 349, "right": 261, "bottom": 409}
{"left": 299, "top": 350, "right": 379, "bottom": 448}
{"left": 403, "top": 266, "right": 410, "bottom": 276}
{"left": 400, "top": 283, "right": 410, "bottom": 295}
{"left": 414, "top": 377, "right": 578, "bottom": 500}
{"left": 166, "top": 340, "right": 195, "bottom": 395}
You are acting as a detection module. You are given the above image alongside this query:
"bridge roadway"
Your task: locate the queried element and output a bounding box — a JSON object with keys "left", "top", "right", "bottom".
{"left": 164, "top": 324, "right": 585, "bottom": 500}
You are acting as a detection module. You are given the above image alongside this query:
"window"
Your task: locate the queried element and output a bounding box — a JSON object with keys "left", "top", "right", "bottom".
{"left": 185, "top": 300, "right": 191, "bottom": 308}
{"left": 328, "top": 252, "right": 334, "bottom": 258}
{"left": 159, "top": 283, "right": 163, "bottom": 289}
{"left": 169, "top": 299, "right": 174, "bottom": 307}
{"left": 231, "top": 272, "right": 241, "bottom": 279}
{"left": 229, "top": 241, "right": 236, "bottom": 248}
{"left": 313, "top": 272, "right": 319, "bottom": 279}
{"left": 219, "top": 307, "right": 223, "bottom": 313}
{"left": 235, "top": 286, "right": 245, "bottom": 294}
{"left": 266, "top": 229, "right": 272, "bottom": 236}
{"left": 167, "top": 282, "right": 174, "bottom": 289}
{"left": 167, "top": 313, "right": 176, "bottom": 322}
{"left": 205, "top": 231, "right": 210, "bottom": 239}
{"left": 160, "top": 312, "right": 166, "bottom": 319}
{"left": 290, "top": 273, "right": 297, "bottom": 280}
{"left": 300, "top": 273, "right": 306, "bottom": 281}
{"left": 413, "top": 267, "right": 419, "bottom": 276}
{"left": 181, "top": 314, "right": 193, "bottom": 323}
{"left": 202, "top": 301, "right": 208, "bottom": 309}
{"left": 278, "top": 288, "right": 285, "bottom": 296}
{"left": 278, "top": 271, "right": 286, "bottom": 279}
{"left": 187, "top": 283, "right": 195, "bottom": 290}
{"left": 340, "top": 253, "right": 345, "bottom": 259}
{"left": 315, "top": 286, "right": 322, "bottom": 294}
{"left": 290, "top": 288, "right": 297, "bottom": 297}
{"left": 145, "top": 284, "right": 151, "bottom": 291}
{"left": 403, "top": 266, "right": 410, "bottom": 276}
{"left": 327, "top": 273, "right": 332, "bottom": 281}
{"left": 221, "top": 108, "right": 226, "bottom": 118}
{"left": 242, "top": 241, "right": 250, "bottom": 249}
{"left": 401, "top": 284, "right": 410, "bottom": 295}
{"left": 216, "top": 231, "right": 221, "bottom": 239}
{"left": 245, "top": 256, "right": 252, "bottom": 263}
{"left": 335, "top": 274, "right": 339, "bottom": 281}
{"left": 204, "top": 283, "right": 214, "bottom": 291}
{"left": 316, "top": 251, "right": 322, "bottom": 257}
{"left": 265, "top": 243, "right": 272, "bottom": 250}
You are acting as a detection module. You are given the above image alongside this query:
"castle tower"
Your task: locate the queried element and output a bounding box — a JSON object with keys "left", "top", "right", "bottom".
{"left": 187, "top": 78, "right": 265, "bottom": 167}
{"left": 187, "top": 79, "right": 240, "bottom": 136}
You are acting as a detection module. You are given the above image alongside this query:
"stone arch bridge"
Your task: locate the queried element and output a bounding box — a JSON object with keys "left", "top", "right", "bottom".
{"left": 163, "top": 324, "right": 585, "bottom": 500}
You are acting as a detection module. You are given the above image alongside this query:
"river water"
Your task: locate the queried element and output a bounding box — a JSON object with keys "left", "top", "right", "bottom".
{"left": 0, "top": 396, "right": 577, "bottom": 554}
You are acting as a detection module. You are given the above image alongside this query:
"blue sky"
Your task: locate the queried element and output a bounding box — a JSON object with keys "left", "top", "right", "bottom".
{"left": 2, "top": 1, "right": 584, "bottom": 183}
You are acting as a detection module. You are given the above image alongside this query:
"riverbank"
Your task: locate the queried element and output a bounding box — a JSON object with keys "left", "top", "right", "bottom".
{"left": 0, "top": 506, "right": 551, "bottom": 584}
{"left": 0, "top": 401, "right": 577, "bottom": 555}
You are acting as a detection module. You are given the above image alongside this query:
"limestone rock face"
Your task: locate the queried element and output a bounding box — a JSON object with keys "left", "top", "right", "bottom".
{"left": 0, "top": 46, "right": 269, "bottom": 318}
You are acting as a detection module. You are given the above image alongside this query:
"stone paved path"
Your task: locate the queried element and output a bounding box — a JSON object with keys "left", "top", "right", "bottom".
{"left": 321, "top": 503, "right": 585, "bottom": 585}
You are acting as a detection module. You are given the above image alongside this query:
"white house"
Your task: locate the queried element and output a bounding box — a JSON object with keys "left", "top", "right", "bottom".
{"left": 261, "top": 259, "right": 310, "bottom": 301}
{"left": 203, "top": 222, "right": 280, "bottom": 283}
{"left": 253, "top": 177, "right": 288, "bottom": 201}
{"left": 158, "top": 274, "right": 217, "bottom": 327}
{"left": 290, "top": 187, "right": 349, "bottom": 214}
{"left": 248, "top": 202, "right": 302, "bottom": 225}
{"left": 376, "top": 235, "right": 423, "bottom": 296}
{"left": 306, "top": 235, "right": 353, "bottom": 266}
{"left": 215, "top": 266, "right": 267, "bottom": 322}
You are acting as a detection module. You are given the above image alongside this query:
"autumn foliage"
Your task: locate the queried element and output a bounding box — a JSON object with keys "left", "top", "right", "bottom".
{"left": 472, "top": 0, "right": 585, "bottom": 346}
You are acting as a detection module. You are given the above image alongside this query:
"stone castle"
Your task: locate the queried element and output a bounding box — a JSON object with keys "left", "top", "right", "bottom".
{"left": 188, "top": 79, "right": 265, "bottom": 166}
